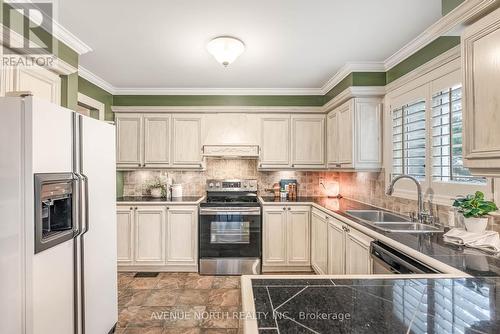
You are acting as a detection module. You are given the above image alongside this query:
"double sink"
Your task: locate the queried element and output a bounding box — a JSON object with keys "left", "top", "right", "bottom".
{"left": 345, "top": 210, "right": 443, "bottom": 233}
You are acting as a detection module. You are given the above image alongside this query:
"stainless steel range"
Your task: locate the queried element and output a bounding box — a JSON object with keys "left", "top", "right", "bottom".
{"left": 199, "top": 179, "right": 261, "bottom": 275}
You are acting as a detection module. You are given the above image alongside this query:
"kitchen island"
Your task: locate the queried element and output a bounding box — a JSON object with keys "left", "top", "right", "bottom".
{"left": 241, "top": 274, "right": 500, "bottom": 334}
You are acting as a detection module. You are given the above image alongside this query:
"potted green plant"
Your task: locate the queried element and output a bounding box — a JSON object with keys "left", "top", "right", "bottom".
{"left": 146, "top": 177, "right": 167, "bottom": 198}
{"left": 453, "top": 191, "right": 498, "bottom": 233}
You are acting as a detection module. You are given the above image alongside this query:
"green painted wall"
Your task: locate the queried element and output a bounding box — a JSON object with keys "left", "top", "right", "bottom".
{"left": 116, "top": 171, "right": 124, "bottom": 197}
{"left": 442, "top": 0, "right": 465, "bottom": 15}
{"left": 323, "top": 72, "right": 386, "bottom": 104}
{"left": 61, "top": 72, "right": 78, "bottom": 110}
{"left": 386, "top": 36, "right": 460, "bottom": 84}
{"left": 113, "top": 95, "right": 324, "bottom": 107}
{"left": 78, "top": 76, "right": 114, "bottom": 121}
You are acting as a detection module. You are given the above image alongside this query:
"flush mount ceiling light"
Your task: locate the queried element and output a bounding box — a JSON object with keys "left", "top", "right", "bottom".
{"left": 206, "top": 36, "right": 245, "bottom": 67}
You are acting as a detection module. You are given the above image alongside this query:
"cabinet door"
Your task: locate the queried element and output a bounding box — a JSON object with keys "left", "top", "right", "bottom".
{"left": 345, "top": 227, "right": 373, "bottom": 275}
{"left": 311, "top": 209, "right": 328, "bottom": 274}
{"left": 116, "top": 114, "right": 143, "bottom": 167}
{"left": 286, "top": 206, "right": 311, "bottom": 266}
{"left": 291, "top": 115, "right": 325, "bottom": 167}
{"left": 5, "top": 66, "right": 61, "bottom": 104}
{"left": 338, "top": 102, "right": 353, "bottom": 165}
{"left": 166, "top": 206, "right": 198, "bottom": 267}
{"left": 171, "top": 115, "right": 202, "bottom": 167}
{"left": 327, "top": 218, "right": 345, "bottom": 274}
{"left": 462, "top": 7, "right": 500, "bottom": 175}
{"left": 263, "top": 207, "right": 287, "bottom": 266}
{"left": 117, "top": 206, "right": 134, "bottom": 264}
{"left": 134, "top": 206, "right": 165, "bottom": 265}
{"left": 260, "top": 116, "right": 290, "bottom": 167}
{"left": 327, "top": 111, "right": 339, "bottom": 166}
{"left": 144, "top": 114, "right": 170, "bottom": 167}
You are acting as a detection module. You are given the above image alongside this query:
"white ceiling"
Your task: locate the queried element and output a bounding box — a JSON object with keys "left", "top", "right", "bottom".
{"left": 58, "top": 0, "right": 442, "bottom": 91}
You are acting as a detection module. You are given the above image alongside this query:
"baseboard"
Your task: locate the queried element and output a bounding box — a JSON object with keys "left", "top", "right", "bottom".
{"left": 118, "top": 265, "right": 198, "bottom": 272}
{"left": 262, "top": 265, "right": 312, "bottom": 273}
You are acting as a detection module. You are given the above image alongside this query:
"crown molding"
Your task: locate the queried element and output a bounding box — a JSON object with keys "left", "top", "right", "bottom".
{"left": 78, "top": 66, "right": 115, "bottom": 94}
{"left": 52, "top": 21, "right": 92, "bottom": 55}
{"left": 111, "top": 105, "right": 324, "bottom": 114}
{"left": 383, "top": 0, "right": 497, "bottom": 70}
{"left": 322, "top": 86, "right": 386, "bottom": 112}
{"left": 112, "top": 87, "right": 323, "bottom": 96}
{"left": 319, "top": 62, "right": 385, "bottom": 94}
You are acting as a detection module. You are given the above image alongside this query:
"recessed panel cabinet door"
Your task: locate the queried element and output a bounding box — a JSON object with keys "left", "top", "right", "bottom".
{"left": 172, "top": 115, "right": 202, "bottom": 166}
{"left": 116, "top": 206, "right": 134, "bottom": 264}
{"left": 116, "top": 114, "right": 142, "bottom": 167}
{"left": 286, "top": 206, "right": 310, "bottom": 266}
{"left": 345, "top": 227, "right": 373, "bottom": 275}
{"left": 260, "top": 116, "right": 290, "bottom": 167}
{"left": 291, "top": 115, "right": 325, "bottom": 167}
{"left": 327, "top": 111, "right": 339, "bottom": 166}
{"left": 134, "top": 206, "right": 165, "bottom": 265}
{"left": 338, "top": 102, "right": 353, "bottom": 165}
{"left": 327, "top": 219, "right": 345, "bottom": 274}
{"left": 311, "top": 210, "right": 328, "bottom": 274}
{"left": 166, "top": 206, "right": 198, "bottom": 267}
{"left": 144, "top": 114, "right": 170, "bottom": 167}
{"left": 263, "top": 208, "right": 287, "bottom": 265}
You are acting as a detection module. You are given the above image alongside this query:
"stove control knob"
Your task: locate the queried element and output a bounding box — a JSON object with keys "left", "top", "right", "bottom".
{"left": 209, "top": 183, "right": 214, "bottom": 188}
{"left": 215, "top": 182, "right": 221, "bottom": 188}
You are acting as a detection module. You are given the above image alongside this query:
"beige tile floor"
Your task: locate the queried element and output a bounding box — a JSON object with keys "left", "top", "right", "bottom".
{"left": 116, "top": 272, "right": 243, "bottom": 334}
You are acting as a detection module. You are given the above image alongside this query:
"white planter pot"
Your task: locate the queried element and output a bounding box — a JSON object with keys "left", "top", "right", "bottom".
{"left": 463, "top": 217, "right": 489, "bottom": 233}
{"left": 150, "top": 187, "right": 163, "bottom": 198}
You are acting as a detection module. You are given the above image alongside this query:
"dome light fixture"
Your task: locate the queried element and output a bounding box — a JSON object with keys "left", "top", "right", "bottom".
{"left": 206, "top": 36, "right": 245, "bottom": 67}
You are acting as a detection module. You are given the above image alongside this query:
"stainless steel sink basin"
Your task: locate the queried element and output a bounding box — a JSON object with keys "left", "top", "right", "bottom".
{"left": 345, "top": 210, "right": 443, "bottom": 233}
{"left": 345, "top": 210, "right": 411, "bottom": 223}
{"left": 373, "top": 222, "right": 443, "bottom": 233}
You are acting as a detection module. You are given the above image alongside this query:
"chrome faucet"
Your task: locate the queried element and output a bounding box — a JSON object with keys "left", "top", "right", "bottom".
{"left": 386, "top": 175, "right": 432, "bottom": 225}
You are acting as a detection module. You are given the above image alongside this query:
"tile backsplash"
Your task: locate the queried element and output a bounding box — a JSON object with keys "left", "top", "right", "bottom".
{"left": 119, "top": 160, "right": 498, "bottom": 228}
{"left": 121, "top": 159, "right": 339, "bottom": 197}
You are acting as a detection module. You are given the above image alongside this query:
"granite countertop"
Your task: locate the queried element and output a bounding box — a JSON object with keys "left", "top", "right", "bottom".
{"left": 260, "top": 196, "right": 500, "bottom": 277}
{"left": 116, "top": 196, "right": 204, "bottom": 204}
{"left": 244, "top": 275, "right": 500, "bottom": 334}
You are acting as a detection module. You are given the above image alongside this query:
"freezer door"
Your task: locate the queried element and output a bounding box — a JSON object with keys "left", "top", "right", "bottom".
{"left": 79, "top": 115, "right": 118, "bottom": 334}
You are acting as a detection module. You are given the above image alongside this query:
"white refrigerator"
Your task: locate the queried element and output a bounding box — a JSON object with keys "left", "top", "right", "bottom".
{"left": 0, "top": 96, "right": 118, "bottom": 334}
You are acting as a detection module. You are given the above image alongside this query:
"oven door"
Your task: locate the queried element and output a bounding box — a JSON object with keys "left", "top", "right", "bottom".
{"left": 199, "top": 207, "right": 261, "bottom": 258}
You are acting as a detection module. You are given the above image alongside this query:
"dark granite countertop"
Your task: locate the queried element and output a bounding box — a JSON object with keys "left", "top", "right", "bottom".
{"left": 117, "top": 196, "right": 203, "bottom": 204}
{"left": 250, "top": 276, "right": 500, "bottom": 334}
{"left": 260, "top": 196, "right": 500, "bottom": 277}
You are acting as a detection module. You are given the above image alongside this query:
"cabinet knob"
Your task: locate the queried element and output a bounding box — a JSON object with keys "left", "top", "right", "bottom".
{"left": 288, "top": 207, "right": 291, "bottom": 211}
{"left": 166, "top": 207, "right": 170, "bottom": 210}
{"left": 325, "top": 216, "right": 328, "bottom": 220}
{"left": 129, "top": 207, "right": 133, "bottom": 210}
{"left": 134, "top": 207, "right": 138, "bottom": 210}
{"left": 283, "top": 207, "right": 286, "bottom": 211}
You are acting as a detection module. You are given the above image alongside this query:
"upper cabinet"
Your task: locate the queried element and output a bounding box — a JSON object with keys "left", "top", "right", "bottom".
{"left": 260, "top": 115, "right": 291, "bottom": 168}
{"left": 326, "top": 98, "right": 382, "bottom": 170}
{"left": 462, "top": 7, "right": 500, "bottom": 176}
{"left": 115, "top": 112, "right": 203, "bottom": 169}
{"left": 171, "top": 115, "right": 203, "bottom": 168}
{"left": 1, "top": 66, "right": 61, "bottom": 104}
{"left": 291, "top": 115, "right": 325, "bottom": 168}
{"left": 260, "top": 114, "right": 325, "bottom": 169}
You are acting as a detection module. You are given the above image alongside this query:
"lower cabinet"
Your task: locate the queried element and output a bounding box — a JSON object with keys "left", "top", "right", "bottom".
{"left": 116, "top": 204, "right": 198, "bottom": 271}
{"left": 326, "top": 214, "right": 373, "bottom": 275}
{"left": 262, "top": 205, "right": 310, "bottom": 270}
{"left": 311, "top": 209, "right": 328, "bottom": 275}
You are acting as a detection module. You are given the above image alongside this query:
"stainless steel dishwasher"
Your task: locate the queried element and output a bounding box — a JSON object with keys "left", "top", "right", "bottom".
{"left": 370, "top": 241, "right": 440, "bottom": 274}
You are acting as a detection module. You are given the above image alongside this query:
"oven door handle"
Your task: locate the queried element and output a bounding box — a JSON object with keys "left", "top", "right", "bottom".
{"left": 200, "top": 207, "right": 261, "bottom": 215}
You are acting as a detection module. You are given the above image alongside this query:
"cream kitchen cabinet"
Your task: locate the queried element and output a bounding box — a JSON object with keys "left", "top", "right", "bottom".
{"left": 462, "top": 7, "right": 500, "bottom": 176}
{"left": 326, "top": 98, "right": 382, "bottom": 170}
{"left": 116, "top": 113, "right": 143, "bottom": 167}
{"left": 115, "top": 113, "right": 203, "bottom": 169}
{"left": 165, "top": 206, "right": 198, "bottom": 268}
{"left": 291, "top": 115, "right": 325, "bottom": 168}
{"left": 171, "top": 114, "right": 203, "bottom": 168}
{"left": 262, "top": 205, "right": 310, "bottom": 271}
{"left": 134, "top": 206, "right": 166, "bottom": 265}
{"left": 116, "top": 204, "right": 198, "bottom": 271}
{"left": 319, "top": 211, "right": 373, "bottom": 275}
{"left": 311, "top": 208, "right": 328, "bottom": 275}
{"left": 260, "top": 115, "right": 291, "bottom": 168}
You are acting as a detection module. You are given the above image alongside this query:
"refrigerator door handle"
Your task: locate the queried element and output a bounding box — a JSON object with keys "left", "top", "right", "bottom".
{"left": 81, "top": 173, "right": 89, "bottom": 235}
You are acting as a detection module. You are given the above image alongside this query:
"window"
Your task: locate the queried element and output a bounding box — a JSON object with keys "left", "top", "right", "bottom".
{"left": 431, "top": 85, "right": 485, "bottom": 184}
{"left": 386, "top": 67, "right": 491, "bottom": 203}
{"left": 392, "top": 100, "right": 426, "bottom": 180}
